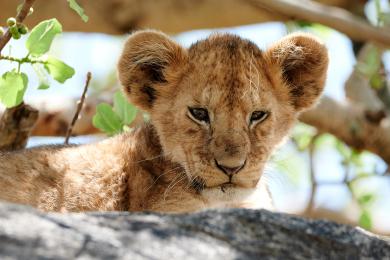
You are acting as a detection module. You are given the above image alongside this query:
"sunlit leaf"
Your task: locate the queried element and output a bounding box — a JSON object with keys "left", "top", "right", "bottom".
{"left": 67, "top": 0, "right": 89, "bottom": 22}
{"left": 271, "top": 148, "right": 306, "bottom": 186}
{"left": 113, "top": 91, "right": 137, "bottom": 125}
{"left": 335, "top": 140, "right": 351, "bottom": 161}
{"left": 358, "top": 194, "right": 375, "bottom": 206}
{"left": 26, "top": 18, "right": 62, "bottom": 56}
{"left": 291, "top": 123, "right": 317, "bottom": 151}
{"left": 359, "top": 210, "right": 373, "bottom": 230}
{"left": 92, "top": 103, "right": 123, "bottom": 136}
{"left": 369, "top": 72, "right": 385, "bottom": 89}
{"left": 32, "top": 64, "right": 50, "bottom": 89}
{"left": 313, "top": 134, "right": 336, "bottom": 149}
{"left": 350, "top": 149, "right": 364, "bottom": 167}
{"left": 380, "top": 12, "right": 390, "bottom": 27}
{"left": 0, "top": 71, "right": 28, "bottom": 108}
{"left": 44, "top": 56, "right": 75, "bottom": 83}
{"left": 356, "top": 46, "right": 381, "bottom": 78}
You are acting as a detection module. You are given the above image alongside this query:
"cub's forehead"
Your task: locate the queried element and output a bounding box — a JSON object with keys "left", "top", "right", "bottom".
{"left": 185, "top": 34, "right": 273, "bottom": 106}
{"left": 188, "top": 33, "right": 263, "bottom": 65}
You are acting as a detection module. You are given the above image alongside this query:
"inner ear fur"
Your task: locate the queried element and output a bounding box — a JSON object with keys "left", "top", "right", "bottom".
{"left": 265, "top": 33, "right": 329, "bottom": 111}
{"left": 117, "top": 30, "right": 187, "bottom": 111}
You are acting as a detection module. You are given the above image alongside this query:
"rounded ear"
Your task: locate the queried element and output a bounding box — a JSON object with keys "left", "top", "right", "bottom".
{"left": 265, "top": 33, "right": 329, "bottom": 111}
{"left": 117, "top": 30, "right": 187, "bottom": 111}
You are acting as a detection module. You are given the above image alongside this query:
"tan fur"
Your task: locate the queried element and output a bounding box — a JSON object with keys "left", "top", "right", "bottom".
{"left": 0, "top": 30, "right": 328, "bottom": 213}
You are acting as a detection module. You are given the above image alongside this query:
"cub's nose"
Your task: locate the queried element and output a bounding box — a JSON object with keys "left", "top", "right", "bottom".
{"left": 215, "top": 160, "right": 245, "bottom": 176}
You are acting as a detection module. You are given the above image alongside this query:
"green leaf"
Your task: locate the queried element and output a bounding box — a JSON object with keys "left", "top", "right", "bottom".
{"left": 356, "top": 46, "right": 380, "bottom": 78}
{"left": 359, "top": 210, "right": 372, "bottom": 230}
{"left": 350, "top": 149, "right": 364, "bottom": 166}
{"left": 358, "top": 194, "right": 375, "bottom": 206}
{"left": 335, "top": 140, "right": 351, "bottom": 161}
{"left": 380, "top": 12, "right": 390, "bottom": 27}
{"left": 291, "top": 123, "right": 317, "bottom": 151}
{"left": 113, "top": 91, "right": 138, "bottom": 125}
{"left": 26, "top": 18, "right": 62, "bottom": 56}
{"left": 32, "top": 64, "right": 50, "bottom": 89}
{"left": 295, "top": 21, "right": 313, "bottom": 28}
{"left": 271, "top": 148, "right": 306, "bottom": 186}
{"left": 44, "top": 56, "right": 75, "bottom": 83}
{"left": 369, "top": 72, "right": 384, "bottom": 90}
{"left": 92, "top": 103, "right": 123, "bottom": 136}
{"left": 313, "top": 134, "right": 336, "bottom": 149}
{"left": 0, "top": 71, "right": 28, "bottom": 108}
{"left": 67, "top": 0, "right": 89, "bottom": 22}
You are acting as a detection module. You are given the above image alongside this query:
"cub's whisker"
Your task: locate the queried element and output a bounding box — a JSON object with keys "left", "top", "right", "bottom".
{"left": 144, "top": 165, "right": 184, "bottom": 192}
{"left": 163, "top": 172, "right": 187, "bottom": 201}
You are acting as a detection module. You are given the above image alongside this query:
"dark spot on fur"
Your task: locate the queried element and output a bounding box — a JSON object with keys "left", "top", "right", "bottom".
{"left": 140, "top": 63, "right": 167, "bottom": 83}
{"left": 126, "top": 85, "right": 132, "bottom": 94}
{"left": 141, "top": 85, "right": 157, "bottom": 104}
{"left": 226, "top": 40, "right": 238, "bottom": 54}
{"left": 290, "top": 86, "right": 304, "bottom": 97}
{"left": 186, "top": 128, "right": 198, "bottom": 135}
{"left": 191, "top": 177, "right": 205, "bottom": 194}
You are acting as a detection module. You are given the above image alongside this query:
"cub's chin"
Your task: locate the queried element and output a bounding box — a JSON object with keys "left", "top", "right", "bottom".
{"left": 200, "top": 181, "right": 274, "bottom": 211}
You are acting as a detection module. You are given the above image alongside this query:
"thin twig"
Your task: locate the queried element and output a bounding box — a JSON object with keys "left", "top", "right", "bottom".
{"left": 0, "top": 55, "right": 46, "bottom": 64}
{"left": 64, "top": 72, "right": 92, "bottom": 144}
{"left": 305, "top": 134, "right": 319, "bottom": 215}
{"left": 0, "top": 0, "right": 36, "bottom": 53}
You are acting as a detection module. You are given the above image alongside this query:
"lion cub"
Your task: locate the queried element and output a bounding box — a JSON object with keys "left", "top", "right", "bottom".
{"left": 0, "top": 30, "right": 328, "bottom": 213}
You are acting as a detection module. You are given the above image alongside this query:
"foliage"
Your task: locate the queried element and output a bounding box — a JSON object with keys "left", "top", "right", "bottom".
{"left": 92, "top": 91, "right": 138, "bottom": 136}
{"left": 0, "top": 71, "right": 28, "bottom": 107}
{"left": 67, "top": 0, "right": 89, "bottom": 22}
{"left": 0, "top": 0, "right": 87, "bottom": 108}
{"left": 286, "top": 123, "right": 386, "bottom": 230}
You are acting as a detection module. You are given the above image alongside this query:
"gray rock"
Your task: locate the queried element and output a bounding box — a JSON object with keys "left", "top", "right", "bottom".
{"left": 0, "top": 202, "right": 388, "bottom": 260}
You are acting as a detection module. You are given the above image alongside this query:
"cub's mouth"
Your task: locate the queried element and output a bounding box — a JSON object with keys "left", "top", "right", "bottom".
{"left": 190, "top": 176, "right": 242, "bottom": 194}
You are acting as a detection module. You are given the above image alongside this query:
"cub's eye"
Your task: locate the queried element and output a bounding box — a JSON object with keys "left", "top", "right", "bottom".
{"left": 250, "top": 111, "right": 269, "bottom": 124}
{"left": 188, "top": 107, "right": 210, "bottom": 123}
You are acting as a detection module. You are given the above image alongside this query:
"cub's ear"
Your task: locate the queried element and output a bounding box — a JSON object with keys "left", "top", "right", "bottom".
{"left": 117, "top": 30, "right": 187, "bottom": 111}
{"left": 265, "top": 33, "right": 328, "bottom": 111}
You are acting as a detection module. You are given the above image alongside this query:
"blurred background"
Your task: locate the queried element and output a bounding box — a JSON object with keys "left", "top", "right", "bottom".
{"left": 1, "top": 0, "right": 389, "bottom": 235}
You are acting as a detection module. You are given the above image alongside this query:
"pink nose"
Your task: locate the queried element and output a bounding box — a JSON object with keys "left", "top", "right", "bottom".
{"left": 215, "top": 160, "right": 245, "bottom": 176}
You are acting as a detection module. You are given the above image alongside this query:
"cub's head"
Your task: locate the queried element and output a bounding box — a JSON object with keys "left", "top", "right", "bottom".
{"left": 118, "top": 30, "right": 328, "bottom": 194}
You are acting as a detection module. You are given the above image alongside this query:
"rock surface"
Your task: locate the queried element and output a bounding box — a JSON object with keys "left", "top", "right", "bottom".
{"left": 0, "top": 202, "right": 389, "bottom": 259}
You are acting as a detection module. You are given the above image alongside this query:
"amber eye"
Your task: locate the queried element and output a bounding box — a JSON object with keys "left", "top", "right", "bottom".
{"left": 188, "top": 107, "right": 210, "bottom": 123}
{"left": 250, "top": 111, "right": 269, "bottom": 124}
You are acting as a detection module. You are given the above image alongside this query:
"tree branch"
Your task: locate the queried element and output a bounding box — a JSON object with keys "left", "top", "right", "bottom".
{"left": 247, "top": 0, "right": 390, "bottom": 46}
{"left": 0, "top": 0, "right": 35, "bottom": 53}
{"left": 0, "top": 103, "right": 38, "bottom": 150}
{"left": 300, "top": 96, "right": 390, "bottom": 165}
{"left": 345, "top": 43, "right": 384, "bottom": 111}
{"left": 0, "top": 0, "right": 361, "bottom": 35}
